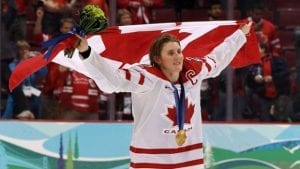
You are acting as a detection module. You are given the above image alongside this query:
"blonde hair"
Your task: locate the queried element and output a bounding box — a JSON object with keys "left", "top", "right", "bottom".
{"left": 16, "top": 40, "right": 30, "bottom": 50}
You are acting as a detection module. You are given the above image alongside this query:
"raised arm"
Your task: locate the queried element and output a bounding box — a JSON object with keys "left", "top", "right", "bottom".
{"left": 200, "top": 22, "right": 252, "bottom": 78}
{"left": 76, "top": 35, "right": 155, "bottom": 93}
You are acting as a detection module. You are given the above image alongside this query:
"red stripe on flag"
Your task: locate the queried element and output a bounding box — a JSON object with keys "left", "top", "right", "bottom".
{"left": 180, "top": 23, "right": 260, "bottom": 68}
{"left": 100, "top": 28, "right": 190, "bottom": 64}
{"left": 8, "top": 38, "right": 76, "bottom": 91}
{"left": 182, "top": 25, "right": 238, "bottom": 57}
{"left": 8, "top": 54, "right": 48, "bottom": 91}
{"left": 230, "top": 26, "right": 261, "bottom": 68}
{"left": 130, "top": 143, "right": 202, "bottom": 154}
{"left": 130, "top": 158, "right": 204, "bottom": 168}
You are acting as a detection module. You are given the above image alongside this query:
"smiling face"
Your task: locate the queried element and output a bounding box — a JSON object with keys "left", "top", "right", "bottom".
{"left": 149, "top": 34, "right": 184, "bottom": 82}
{"left": 157, "top": 41, "right": 184, "bottom": 75}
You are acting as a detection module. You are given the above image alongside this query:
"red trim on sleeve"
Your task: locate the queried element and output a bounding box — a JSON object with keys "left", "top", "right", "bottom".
{"left": 124, "top": 69, "right": 131, "bottom": 81}
{"left": 138, "top": 74, "right": 145, "bottom": 85}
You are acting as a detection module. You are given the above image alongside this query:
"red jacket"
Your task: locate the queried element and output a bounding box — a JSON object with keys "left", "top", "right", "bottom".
{"left": 60, "top": 70, "right": 101, "bottom": 113}
{"left": 117, "top": 0, "right": 164, "bottom": 24}
{"left": 248, "top": 17, "right": 281, "bottom": 56}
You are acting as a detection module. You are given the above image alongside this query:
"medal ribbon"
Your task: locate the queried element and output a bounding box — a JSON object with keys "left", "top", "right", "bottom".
{"left": 171, "top": 82, "right": 185, "bottom": 130}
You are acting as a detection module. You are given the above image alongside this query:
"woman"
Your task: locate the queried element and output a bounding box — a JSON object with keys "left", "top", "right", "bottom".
{"left": 246, "top": 42, "right": 290, "bottom": 121}
{"left": 2, "top": 40, "right": 47, "bottom": 119}
{"left": 76, "top": 23, "right": 251, "bottom": 168}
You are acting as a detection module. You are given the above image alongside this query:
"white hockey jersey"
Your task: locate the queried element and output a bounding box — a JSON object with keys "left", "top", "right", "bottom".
{"left": 82, "top": 29, "right": 246, "bottom": 169}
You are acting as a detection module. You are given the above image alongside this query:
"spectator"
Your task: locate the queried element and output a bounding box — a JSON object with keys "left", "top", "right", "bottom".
{"left": 43, "top": 64, "right": 102, "bottom": 121}
{"left": 201, "top": 0, "right": 225, "bottom": 120}
{"left": 271, "top": 95, "right": 294, "bottom": 122}
{"left": 1, "top": 0, "right": 29, "bottom": 42}
{"left": 34, "top": 14, "right": 102, "bottom": 120}
{"left": 1, "top": 0, "right": 30, "bottom": 62}
{"left": 33, "top": 6, "right": 74, "bottom": 46}
{"left": 246, "top": 3, "right": 281, "bottom": 56}
{"left": 37, "top": 0, "right": 76, "bottom": 35}
{"left": 236, "top": 0, "right": 260, "bottom": 18}
{"left": 1, "top": 40, "right": 47, "bottom": 119}
{"left": 58, "top": 70, "right": 101, "bottom": 121}
{"left": 33, "top": 14, "right": 74, "bottom": 119}
{"left": 117, "top": 0, "right": 164, "bottom": 24}
{"left": 174, "top": 0, "right": 198, "bottom": 21}
{"left": 1, "top": 1, "right": 15, "bottom": 60}
{"left": 212, "top": 67, "right": 249, "bottom": 121}
{"left": 33, "top": 3, "right": 49, "bottom": 46}
{"left": 42, "top": 63, "right": 69, "bottom": 119}
{"left": 40, "top": 0, "right": 76, "bottom": 13}
{"left": 246, "top": 42, "right": 290, "bottom": 121}
{"left": 200, "top": 77, "right": 215, "bottom": 120}
{"left": 207, "top": 0, "right": 224, "bottom": 21}
{"left": 117, "top": 8, "right": 133, "bottom": 25}
{"left": 115, "top": 8, "right": 134, "bottom": 120}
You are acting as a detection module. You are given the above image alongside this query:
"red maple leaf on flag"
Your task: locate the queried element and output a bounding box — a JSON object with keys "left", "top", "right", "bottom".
{"left": 100, "top": 27, "right": 190, "bottom": 64}
{"left": 166, "top": 98, "right": 195, "bottom": 126}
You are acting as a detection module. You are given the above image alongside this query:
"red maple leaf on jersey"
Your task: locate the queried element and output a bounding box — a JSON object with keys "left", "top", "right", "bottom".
{"left": 166, "top": 98, "right": 195, "bottom": 126}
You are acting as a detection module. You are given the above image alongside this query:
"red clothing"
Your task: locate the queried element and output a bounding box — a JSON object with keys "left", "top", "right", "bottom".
{"left": 48, "top": 0, "right": 69, "bottom": 8}
{"left": 60, "top": 71, "right": 100, "bottom": 113}
{"left": 15, "top": 0, "right": 28, "bottom": 15}
{"left": 34, "top": 33, "right": 51, "bottom": 47}
{"left": 249, "top": 17, "right": 281, "bottom": 56}
{"left": 83, "top": 0, "right": 109, "bottom": 17}
{"left": 55, "top": 0, "right": 67, "bottom": 5}
{"left": 117, "top": 0, "right": 164, "bottom": 24}
{"left": 43, "top": 63, "right": 69, "bottom": 97}
{"left": 43, "top": 0, "right": 73, "bottom": 13}
{"left": 2, "top": 1, "right": 8, "bottom": 13}
{"left": 262, "top": 56, "right": 278, "bottom": 98}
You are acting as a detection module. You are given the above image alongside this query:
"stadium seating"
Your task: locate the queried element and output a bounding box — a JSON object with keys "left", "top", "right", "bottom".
{"left": 283, "top": 50, "right": 297, "bottom": 68}
{"left": 279, "top": 30, "right": 296, "bottom": 51}
{"left": 275, "top": 8, "right": 300, "bottom": 30}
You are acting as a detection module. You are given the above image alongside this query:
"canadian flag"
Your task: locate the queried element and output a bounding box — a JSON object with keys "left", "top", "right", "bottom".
{"left": 9, "top": 21, "right": 260, "bottom": 92}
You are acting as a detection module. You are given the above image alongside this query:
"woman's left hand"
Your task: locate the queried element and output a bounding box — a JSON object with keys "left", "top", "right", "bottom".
{"left": 240, "top": 22, "right": 252, "bottom": 35}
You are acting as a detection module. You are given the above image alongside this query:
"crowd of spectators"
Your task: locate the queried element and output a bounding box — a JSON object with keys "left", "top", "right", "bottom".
{"left": 1, "top": 0, "right": 299, "bottom": 122}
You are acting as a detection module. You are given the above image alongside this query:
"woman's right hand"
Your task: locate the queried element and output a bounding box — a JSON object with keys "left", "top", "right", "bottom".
{"left": 75, "top": 35, "right": 89, "bottom": 53}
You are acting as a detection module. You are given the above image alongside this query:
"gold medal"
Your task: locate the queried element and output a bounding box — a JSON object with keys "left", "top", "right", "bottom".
{"left": 175, "top": 130, "right": 187, "bottom": 146}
